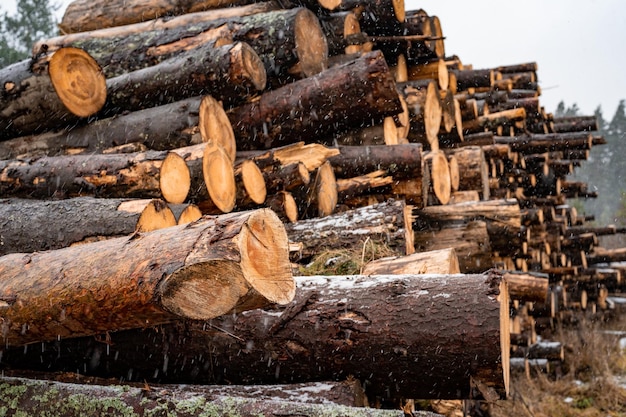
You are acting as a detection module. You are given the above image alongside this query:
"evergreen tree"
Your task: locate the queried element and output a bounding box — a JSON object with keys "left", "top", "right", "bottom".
{"left": 0, "top": 0, "right": 58, "bottom": 68}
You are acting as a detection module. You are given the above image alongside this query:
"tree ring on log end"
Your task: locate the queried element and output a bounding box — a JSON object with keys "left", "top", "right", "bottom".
{"left": 199, "top": 96, "right": 236, "bottom": 163}
{"left": 203, "top": 145, "right": 236, "bottom": 213}
{"left": 424, "top": 81, "right": 443, "bottom": 149}
{"left": 315, "top": 161, "right": 338, "bottom": 217}
{"left": 392, "top": 0, "right": 406, "bottom": 22}
{"left": 177, "top": 204, "right": 202, "bottom": 225}
{"left": 239, "top": 209, "right": 295, "bottom": 305}
{"left": 160, "top": 152, "right": 191, "bottom": 205}
{"left": 294, "top": 9, "right": 328, "bottom": 77}
{"left": 234, "top": 42, "right": 267, "bottom": 92}
{"left": 48, "top": 47, "right": 106, "bottom": 117}
{"left": 160, "top": 261, "right": 248, "bottom": 320}
{"left": 429, "top": 151, "right": 451, "bottom": 205}
{"left": 136, "top": 199, "right": 177, "bottom": 232}
{"left": 240, "top": 160, "right": 267, "bottom": 204}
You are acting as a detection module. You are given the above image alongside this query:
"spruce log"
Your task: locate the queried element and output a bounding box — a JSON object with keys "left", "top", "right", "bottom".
{"left": 0, "top": 209, "right": 294, "bottom": 346}
{"left": 286, "top": 199, "right": 413, "bottom": 258}
{"left": 552, "top": 115, "right": 598, "bottom": 133}
{"left": 59, "top": 0, "right": 262, "bottom": 33}
{"left": 0, "top": 48, "right": 106, "bottom": 140}
{"left": 228, "top": 50, "right": 401, "bottom": 150}
{"left": 503, "top": 272, "right": 549, "bottom": 303}
{"left": 0, "top": 377, "right": 421, "bottom": 417}
{"left": 41, "top": 7, "right": 327, "bottom": 81}
{"left": 0, "top": 143, "right": 205, "bottom": 199}
{"left": 413, "top": 199, "right": 521, "bottom": 256}
{"left": 494, "top": 132, "right": 593, "bottom": 154}
{"left": 102, "top": 42, "right": 265, "bottom": 116}
{"left": 292, "top": 160, "right": 338, "bottom": 218}
{"left": 1, "top": 272, "right": 509, "bottom": 401}
{"left": 362, "top": 248, "right": 460, "bottom": 275}
{"left": 319, "top": 11, "right": 362, "bottom": 55}
{"left": 328, "top": 143, "right": 424, "bottom": 179}
{"left": 0, "top": 197, "right": 154, "bottom": 255}
{"left": 0, "top": 97, "right": 202, "bottom": 159}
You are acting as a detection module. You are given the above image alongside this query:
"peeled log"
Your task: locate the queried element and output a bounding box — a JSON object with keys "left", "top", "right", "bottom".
{"left": 0, "top": 48, "right": 106, "bottom": 140}
{"left": 362, "top": 248, "right": 460, "bottom": 275}
{"left": 0, "top": 209, "right": 294, "bottom": 346}
{"left": 1, "top": 273, "right": 509, "bottom": 401}
{"left": 228, "top": 50, "right": 402, "bottom": 151}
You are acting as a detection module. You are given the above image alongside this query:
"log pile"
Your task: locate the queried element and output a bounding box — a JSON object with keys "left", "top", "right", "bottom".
{"left": 0, "top": 0, "right": 624, "bottom": 414}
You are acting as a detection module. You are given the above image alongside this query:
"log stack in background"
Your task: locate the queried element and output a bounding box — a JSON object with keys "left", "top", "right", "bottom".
{"left": 0, "top": 0, "right": 623, "bottom": 413}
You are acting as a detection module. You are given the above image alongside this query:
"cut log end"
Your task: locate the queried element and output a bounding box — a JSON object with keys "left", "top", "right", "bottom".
{"left": 177, "top": 204, "right": 202, "bottom": 225}
{"left": 135, "top": 199, "right": 177, "bottom": 232}
{"left": 315, "top": 161, "right": 338, "bottom": 217}
{"left": 203, "top": 145, "right": 236, "bottom": 213}
{"left": 499, "top": 278, "right": 511, "bottom": 398}
{"left": 231, "top": 42, "right": 267, "bottom": 91}
{"left": 427, "top": 151, "right": 451, "bottom": 205}
{"left": 392, "top": 0, "right": 406, "bottom": 22}
{"left": 425, "top": 82, "right": 443, "bottom": 149}
{"left": 239, "top": 208, "right": 295, "bottom": 305}
{"left": 199, "top": 96, "right": 236, "bottom": 163}
{"left": 48, "top": 47, "right": 106, "bottom": 117}
{"left": 239, "top": 160, "right": 267, "bottom": 204}
{"left": 160, "top": 260, "right": 249, "bottom": 320}
{"left": 160, "top": 152, "right": 191, "bottom": 204}
{"left": 294, "top": 9, "right": 328, "bottom": 77}
{"left": 268, "top": 191, "right": 299, "bottom": 223}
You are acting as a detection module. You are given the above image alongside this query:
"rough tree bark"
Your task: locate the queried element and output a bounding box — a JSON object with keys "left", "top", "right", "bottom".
{"left": 228, "top": 50, "right": 402, "bottom": 151}
{"left": 0, "top": 209, "right": 294, "bottom": 347}
{"left": 0, "top": 272, "right": 509, "bottom": 401}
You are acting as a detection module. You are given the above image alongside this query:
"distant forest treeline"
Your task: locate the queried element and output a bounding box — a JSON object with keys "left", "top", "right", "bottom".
{"left": 561, "top": 99, "right": 626, "bottom": 234}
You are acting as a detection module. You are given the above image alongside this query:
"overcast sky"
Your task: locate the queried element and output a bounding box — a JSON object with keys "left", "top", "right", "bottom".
{"left": 4, "top": 0, "right": 625, "bottom": 118}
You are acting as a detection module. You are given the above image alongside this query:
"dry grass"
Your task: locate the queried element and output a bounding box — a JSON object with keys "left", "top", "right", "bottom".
{"left": 296, "top": 238, "right": 399, "bottom": 276}
{"left": 488, "top": 314, "right": 626, "bottom": 417}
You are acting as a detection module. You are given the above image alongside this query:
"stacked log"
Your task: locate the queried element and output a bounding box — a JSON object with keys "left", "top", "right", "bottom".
{"left": 1, "top": 0, "right": 625, "bottom": 413}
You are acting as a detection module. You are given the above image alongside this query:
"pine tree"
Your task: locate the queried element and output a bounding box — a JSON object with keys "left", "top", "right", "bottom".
{"left": 0, "top": 0, "right": 58, "bottom": 68}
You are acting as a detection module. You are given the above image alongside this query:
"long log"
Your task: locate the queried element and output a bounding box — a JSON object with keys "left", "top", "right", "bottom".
{"left": 0, "top": 97, "right": 202, "bottom": 159}
{"left": 286, "top": 199, "right": 414, "bottom": 259}
{"left": 0, "top": 377, "right": 425, "bottom": 417}
{"left": 0, "top": 209, "right": 294, "bottom": 346}
{"left": 59, "top": 0, "right": 261, "bottom": 33}
{"left": 0, "top": 197, "right": 156, "bottom": 255}
{"left": 229, "top": 50, "right": 402, "bottom": 150}
{"left": 39, "top": 7, "right": 327, "bottom": 80}
{"left": 494, "top": 132, "right": 593, "bottom": 154}
{"left": 1, "top": 272, "right": 509, "bottom": 401}
{"left": 102, "top": 41, "right": 266, "bottom": 116}
{"left": 0, "top": 143, "right": 207, "bottom": 199}
{"left": 0, "top": 48, "right": 106, "bottom": 140}
{"left": 328, "top": 143, "right": 424, "bottom": 179}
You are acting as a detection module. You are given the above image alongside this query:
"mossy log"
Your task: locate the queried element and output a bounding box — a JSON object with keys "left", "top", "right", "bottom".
{"left": 0, "top": 376, "right": 423, "bottom": 417}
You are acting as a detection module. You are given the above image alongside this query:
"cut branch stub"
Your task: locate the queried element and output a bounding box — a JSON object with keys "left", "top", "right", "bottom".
{"left": 199, "top": 95, "right": 237, "bottom": 163}
{"left": 49, "top": 47, "right": 107, "bottom": 117}
{"left": 203, "top": 144, "right": 236, "bottom": 213}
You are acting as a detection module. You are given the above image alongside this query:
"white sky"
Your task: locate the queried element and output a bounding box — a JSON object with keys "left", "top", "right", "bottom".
{"left": 3, "top": 0, "right": 625, "bottom": 118}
